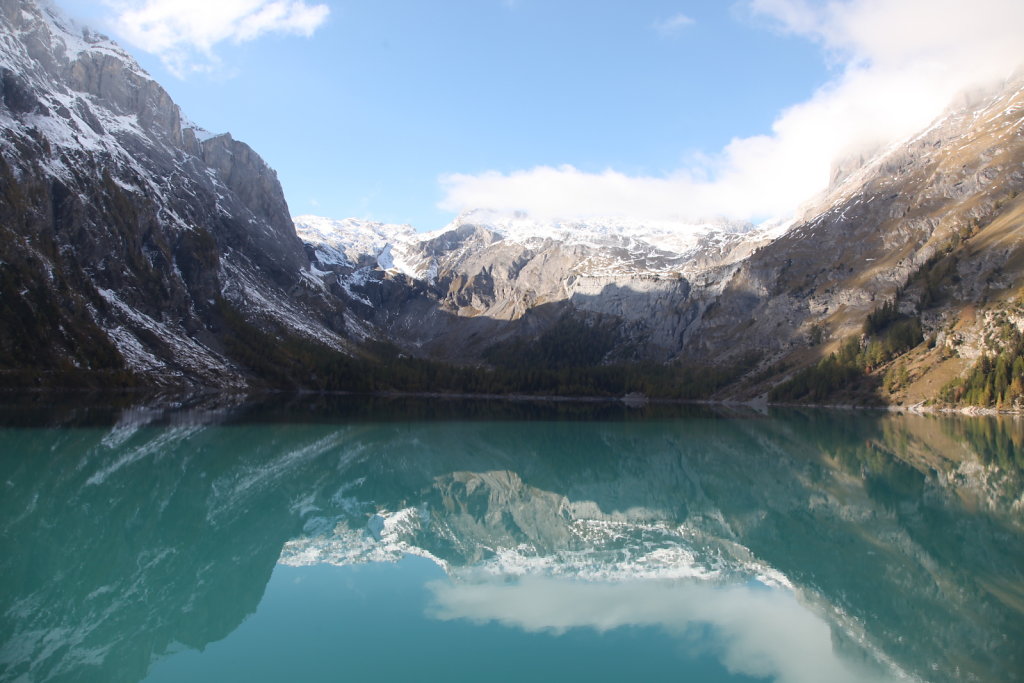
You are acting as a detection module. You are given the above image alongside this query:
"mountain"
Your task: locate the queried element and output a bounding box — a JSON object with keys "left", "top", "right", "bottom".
{"left": 0, "top": 0, "right": 359, "bottom": 388}
{"left": 2, "top": 0, "right": 1023, "bottom": 407}
{"left": 296, "top": 210, "right": 788, "bottom": 362}
{"left": 300, "top": 73, "right": 1024, "bottom": 404}
{"left": 723, "top": 72, "right": 1024, "bottom": 404}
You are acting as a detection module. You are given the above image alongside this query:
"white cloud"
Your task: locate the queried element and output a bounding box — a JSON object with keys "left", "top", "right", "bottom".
{"left": 440, "top": 0, "right": 1024, "bottom": 224}
{"left": 653, "top": 12, "right": 696, "bottom": 35}
{"left": 428, "top": 578, "right": 900, "bottom": 683}
{"left": 104, "top": 0, "right": 330, "bottom": 76}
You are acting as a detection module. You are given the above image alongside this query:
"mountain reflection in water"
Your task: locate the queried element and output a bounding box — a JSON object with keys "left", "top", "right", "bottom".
{"left": 0, "top": 395, "right": 1022, "bottom": 683}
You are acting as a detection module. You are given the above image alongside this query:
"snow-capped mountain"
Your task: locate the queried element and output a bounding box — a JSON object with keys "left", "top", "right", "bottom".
{"left": 294, "top": 209, "right": 789, "bottom": 361}
{"left": 293, "top": 214, "right": 416, "bottom": 269}
{"left": 298, "top": 208, "right": 782, "bottom": 281}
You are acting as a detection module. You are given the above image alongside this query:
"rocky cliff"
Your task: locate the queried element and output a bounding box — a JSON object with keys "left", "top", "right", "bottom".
{"left": 0, "top": 0, "right": 357, "bottom": 388}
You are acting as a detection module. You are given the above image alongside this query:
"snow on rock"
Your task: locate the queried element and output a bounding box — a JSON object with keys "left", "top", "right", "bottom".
{"left": 293, "top": 215, "right": 416, "bottom": 268}
{"left": 94, "top": 288, "right": 238, "bottom": 381}
{"left": 219, "top": 259, "right": 348, "bottom": 351}
{"left": 296, "top": 209, "right": 791, "bottom": 282}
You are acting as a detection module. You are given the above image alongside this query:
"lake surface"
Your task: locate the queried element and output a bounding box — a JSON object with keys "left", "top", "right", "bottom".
{"left": 1, "top": 395, "right": 1022, "bottom": 682}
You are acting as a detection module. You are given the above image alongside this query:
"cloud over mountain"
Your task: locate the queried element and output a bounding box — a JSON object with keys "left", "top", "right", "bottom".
{"left": 439, "top": 0, "right": 1024, "bottom": 224}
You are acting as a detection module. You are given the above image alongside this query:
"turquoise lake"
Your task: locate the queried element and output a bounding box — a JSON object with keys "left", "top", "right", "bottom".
{"left": 1, "top": 395, "right": 1022, "bottom": 682}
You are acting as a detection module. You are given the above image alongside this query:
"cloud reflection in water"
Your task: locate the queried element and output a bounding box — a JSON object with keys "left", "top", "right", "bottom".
{"left": 428, "top": 577, "right": 902, "bottom": 683}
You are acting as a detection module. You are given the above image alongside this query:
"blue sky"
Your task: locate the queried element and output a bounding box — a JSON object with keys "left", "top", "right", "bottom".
{"left": 56, "top": 1, "right": 1024, "bottom": 230}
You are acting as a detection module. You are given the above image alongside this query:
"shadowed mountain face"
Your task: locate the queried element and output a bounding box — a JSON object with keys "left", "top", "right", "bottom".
{"left": 0, "top": 0, "right": 359, "bottom": 388}
{"left": 1, "top": 398, "right": 1021, "bottom": 682}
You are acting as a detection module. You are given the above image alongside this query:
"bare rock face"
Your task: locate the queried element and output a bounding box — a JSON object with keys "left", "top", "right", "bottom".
{"left": 198, "top": 132, "right": 309, "bottom": 281}
{"left": 67, "top": 51, "right": 182, "bottom": 141}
